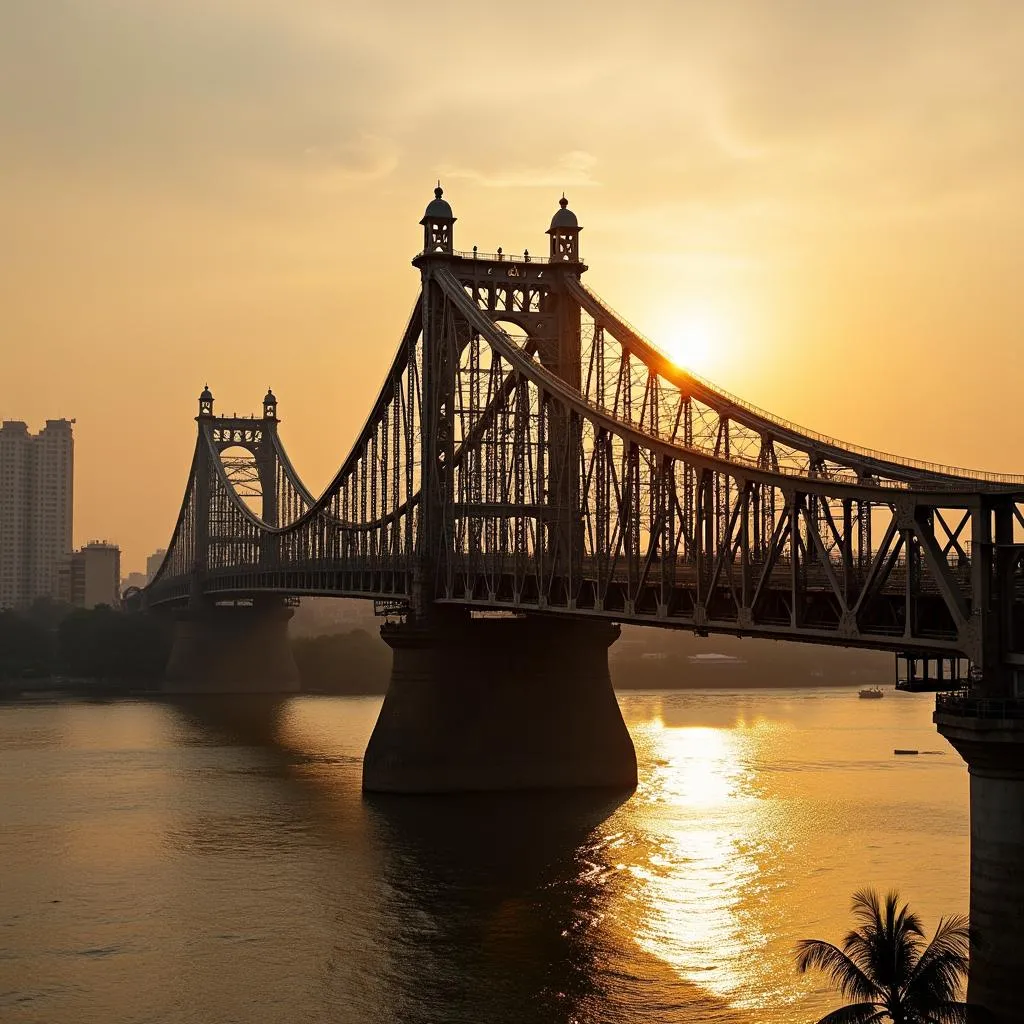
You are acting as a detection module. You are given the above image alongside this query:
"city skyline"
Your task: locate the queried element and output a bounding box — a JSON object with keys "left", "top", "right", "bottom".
{"left": 4, "top": 1, "right": 1024, "bottom": 571}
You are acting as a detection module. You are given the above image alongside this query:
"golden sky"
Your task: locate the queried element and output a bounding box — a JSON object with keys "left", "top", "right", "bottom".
{"left": 3, "top": 0, "right": 1024, "bottom": 572}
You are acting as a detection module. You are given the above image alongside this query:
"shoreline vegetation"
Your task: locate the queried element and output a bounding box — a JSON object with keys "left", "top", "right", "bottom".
{"left": 1, "top": 601, "right": 892, "bottom": 699}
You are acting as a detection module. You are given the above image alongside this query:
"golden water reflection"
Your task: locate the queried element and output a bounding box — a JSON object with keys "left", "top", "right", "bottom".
{"left": 624, "top": 713, "right": 799, "bottom": 1011}
{"left": 0, "top": 692, "right": 970, "bottom": 1024}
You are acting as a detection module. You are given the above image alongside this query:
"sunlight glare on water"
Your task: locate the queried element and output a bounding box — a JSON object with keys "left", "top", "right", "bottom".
{"left": 628, "top": 720, "right": 776, "bottom": 1007}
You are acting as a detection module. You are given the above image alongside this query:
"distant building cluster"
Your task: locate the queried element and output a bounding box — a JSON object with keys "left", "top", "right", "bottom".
{"left": 0, "top": 418, "right": 147, "bottom": 612}
{"left": 120, "top": 548, "right": 166, "bottom": 594}
{"left": 1, "top": 417, "right": 221, "bottom": 612}
{"left": 58, "top": 541, "right": 121, "bottom": 610}
{"left": 0, "top": 419, "right": 74, "bottom": 609}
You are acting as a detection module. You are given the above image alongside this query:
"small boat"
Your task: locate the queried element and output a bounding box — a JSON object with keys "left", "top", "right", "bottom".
{"left": 859, "top": 687, "right": 884, "bottom": 699}
{"left": 894, "top": 749, "right": 919, "bottom": 755}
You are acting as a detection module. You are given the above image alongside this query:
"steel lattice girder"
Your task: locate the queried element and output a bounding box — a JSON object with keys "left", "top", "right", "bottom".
{"left": 145, "top": 254, "right": 1024, "bottom": 680}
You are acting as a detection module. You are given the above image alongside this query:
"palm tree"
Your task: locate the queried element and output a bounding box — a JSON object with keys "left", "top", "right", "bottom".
{"left": 795, "top": 888, "right": 977, "bottom": 1023}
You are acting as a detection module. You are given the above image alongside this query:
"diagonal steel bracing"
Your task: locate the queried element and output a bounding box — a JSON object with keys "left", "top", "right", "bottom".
{"left": 144, "top": 235, "right": 1024, "bottom": 692}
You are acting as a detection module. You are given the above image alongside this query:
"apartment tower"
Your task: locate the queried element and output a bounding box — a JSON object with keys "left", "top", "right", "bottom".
{"left": 0, "top": 419, "right": 74, "bottom": 609}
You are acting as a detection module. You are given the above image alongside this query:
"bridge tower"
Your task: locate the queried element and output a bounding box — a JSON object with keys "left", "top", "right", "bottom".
{"left": 362, "top": 188, "right": 637, "bottom": 793}
{"left": 163, "top": 386, "right": 300, "bottom": 694}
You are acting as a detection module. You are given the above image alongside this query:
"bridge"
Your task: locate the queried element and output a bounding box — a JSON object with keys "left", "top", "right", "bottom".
{"left": 144, "top": 188, "right": 1024, "bottom": 1020}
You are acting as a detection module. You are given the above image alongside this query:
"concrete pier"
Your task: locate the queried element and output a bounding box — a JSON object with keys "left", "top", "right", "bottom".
{"left": 935, "top": 699, "right": 1024, "bottom": 1023}
{"left": 164, "top": 599, "right": 300, "bottom": 694}
{"left": 363, "top": 613, "right": 637, "bottom": 793}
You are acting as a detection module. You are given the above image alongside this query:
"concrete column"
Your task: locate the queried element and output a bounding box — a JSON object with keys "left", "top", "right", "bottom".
{"left": 934, "top": 705, "right": 1024, "bottom": 1022}
{"left": 164, "top": 598, "right": 300, "bottom": 694}
{"left": 363, "top": 612, "right": 637, "bottom": 793}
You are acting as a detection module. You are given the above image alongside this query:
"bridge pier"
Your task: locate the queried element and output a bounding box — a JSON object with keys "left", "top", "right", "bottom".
{"left": 163, "top": 598, "right": 300, "bottom": 694}
{"left": 362, "top": 612, "right": 637, "bottom": 793}
{"left": 935, "top": 698, "right": 1024, "bottom": 1023}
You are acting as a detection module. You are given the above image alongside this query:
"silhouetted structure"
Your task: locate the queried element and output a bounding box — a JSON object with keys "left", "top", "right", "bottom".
{"left": 143, "top": 189, "right": 1024, "bottom": 1020}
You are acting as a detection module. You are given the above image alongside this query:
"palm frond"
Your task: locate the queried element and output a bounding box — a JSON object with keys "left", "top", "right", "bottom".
{"left": 919, "top": 999, "right": 979, "bottom": 1023}
{"left": 796, "top": 939, "right": 881, "bottom": 1001}
{"left": 814, "top": 1003, "right": 887, "bottom": 1024}
{"left": 885, "top": 888, "right": 925, "bottom": 986}
{"left": 905, "top": 916, "right": 970, "bottom": 1007}
{"left": 842, "top": 928, "right": 881, "bottom": 979}
{"left": 850, "top": 888, "right": 883, "bottom": 929}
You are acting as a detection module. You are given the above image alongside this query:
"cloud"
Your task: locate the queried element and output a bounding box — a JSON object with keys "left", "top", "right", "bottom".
{"left": 302, "top": 135, "right": 401, "bottom": 187}
{"left": 439, "top": 151, "right": 599, "bottom": 189}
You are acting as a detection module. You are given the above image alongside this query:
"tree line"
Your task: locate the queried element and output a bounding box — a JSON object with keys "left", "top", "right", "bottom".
{"left": 0, "top": 600, "right": 171, "bottom": 683}
{"left": 0, "top": 599, "right": 390, "bottom": 693}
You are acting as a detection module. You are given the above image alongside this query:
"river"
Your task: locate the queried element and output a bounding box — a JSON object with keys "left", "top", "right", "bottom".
{"left": 0, "top": 687, "right": 967, "bottom": 1023}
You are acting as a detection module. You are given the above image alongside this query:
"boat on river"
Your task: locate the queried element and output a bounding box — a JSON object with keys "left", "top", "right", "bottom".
{"left": 858, "top": 687, "right": 884, "bottom": 699}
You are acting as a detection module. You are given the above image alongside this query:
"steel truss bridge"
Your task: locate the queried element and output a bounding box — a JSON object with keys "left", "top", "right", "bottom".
{"left": 145, "top": 189, "right": 1024, "bottom": 693}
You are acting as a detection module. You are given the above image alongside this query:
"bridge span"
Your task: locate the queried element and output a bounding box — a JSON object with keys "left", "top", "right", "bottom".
{"left": 143, "top": 189, "right": 1024, "bottom": 1020}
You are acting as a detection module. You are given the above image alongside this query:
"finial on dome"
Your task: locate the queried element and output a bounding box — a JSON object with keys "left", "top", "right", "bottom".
{"left": 560, "top": 194, "right": 568, "bottom": 208}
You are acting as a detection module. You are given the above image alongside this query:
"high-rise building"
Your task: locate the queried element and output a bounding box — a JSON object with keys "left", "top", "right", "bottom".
{"left": 58, "top": 541, "right": 121, "bottom": 609}
{"left": 145, "top": 548, "right": 167, "bottom": 583}
{"left": 0, "top": 419, "right": 74, "bottom": 609}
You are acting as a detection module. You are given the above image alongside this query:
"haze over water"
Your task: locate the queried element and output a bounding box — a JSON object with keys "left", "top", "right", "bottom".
{"left": 1, "top": 687, "right": 967, "bottom": 1023}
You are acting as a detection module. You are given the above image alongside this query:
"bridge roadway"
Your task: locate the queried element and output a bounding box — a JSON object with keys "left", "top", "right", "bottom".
{"left": 149, "top": 554, "right": 971, "bottom": 653}
{"left": 142, "top": 190, "right": 1024, "bottom": 1021}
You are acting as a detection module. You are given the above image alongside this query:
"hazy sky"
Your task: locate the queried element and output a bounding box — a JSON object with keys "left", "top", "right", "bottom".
{"left": 3, "top": 1, "right": 1024, "bottom": 572}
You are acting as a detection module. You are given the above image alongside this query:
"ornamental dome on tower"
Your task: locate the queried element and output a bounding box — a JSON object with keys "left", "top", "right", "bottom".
{"left": 263, "top": 387, "right": 278, "bottom": 419}
{"left": 421, "top": 185, "right": 454, "bottom": 222}
{"left": 548, "top": 195, "right": 579, "bottom": 231}
{"left": 546, "top": 195, "right": 582, "bottom": 261}
{"left": 420, "top": 184, "right": 456, "bottom": 253}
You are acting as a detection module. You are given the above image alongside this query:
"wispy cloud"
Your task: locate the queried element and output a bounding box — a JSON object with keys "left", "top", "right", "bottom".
{"left": 440, "top": 151, "right": 599, "bottom": 189}
{"left": 303, "top": 135, "right": 401, "bottom": 186}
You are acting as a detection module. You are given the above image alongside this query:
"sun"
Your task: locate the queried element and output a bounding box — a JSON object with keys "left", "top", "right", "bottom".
{"left": 663, "top": 312, "right": 721, "bottom": 375}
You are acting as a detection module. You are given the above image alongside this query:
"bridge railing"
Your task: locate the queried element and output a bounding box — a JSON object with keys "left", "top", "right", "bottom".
{"left": 420, "top": 248, "right": 562, "bottom": 266}
{"left": 935, "top": 690, "right": 1024, "bottom": 719}
{"left": 574, "top": 282, "right": 1024, "bottom": 487}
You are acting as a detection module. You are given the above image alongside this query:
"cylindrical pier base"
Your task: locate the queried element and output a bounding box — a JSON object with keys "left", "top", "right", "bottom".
{"left": 164, "top": 599, "right": 300, "bottom": 694}
{"left": 935, "top": 700, "right": 1024, "bottom": 1023}
{"left": 363, "top": 613, "right": 637, "bottom": 793}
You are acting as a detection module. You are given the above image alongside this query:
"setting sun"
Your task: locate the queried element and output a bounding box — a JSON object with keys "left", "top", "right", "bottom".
{"left": 661, "top": 310, "right": 728, "bottom": 375}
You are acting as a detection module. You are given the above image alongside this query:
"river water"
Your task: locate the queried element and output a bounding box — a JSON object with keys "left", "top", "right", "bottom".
{"left": 0, "top": 687, "right": 967, "bottom": 1024}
